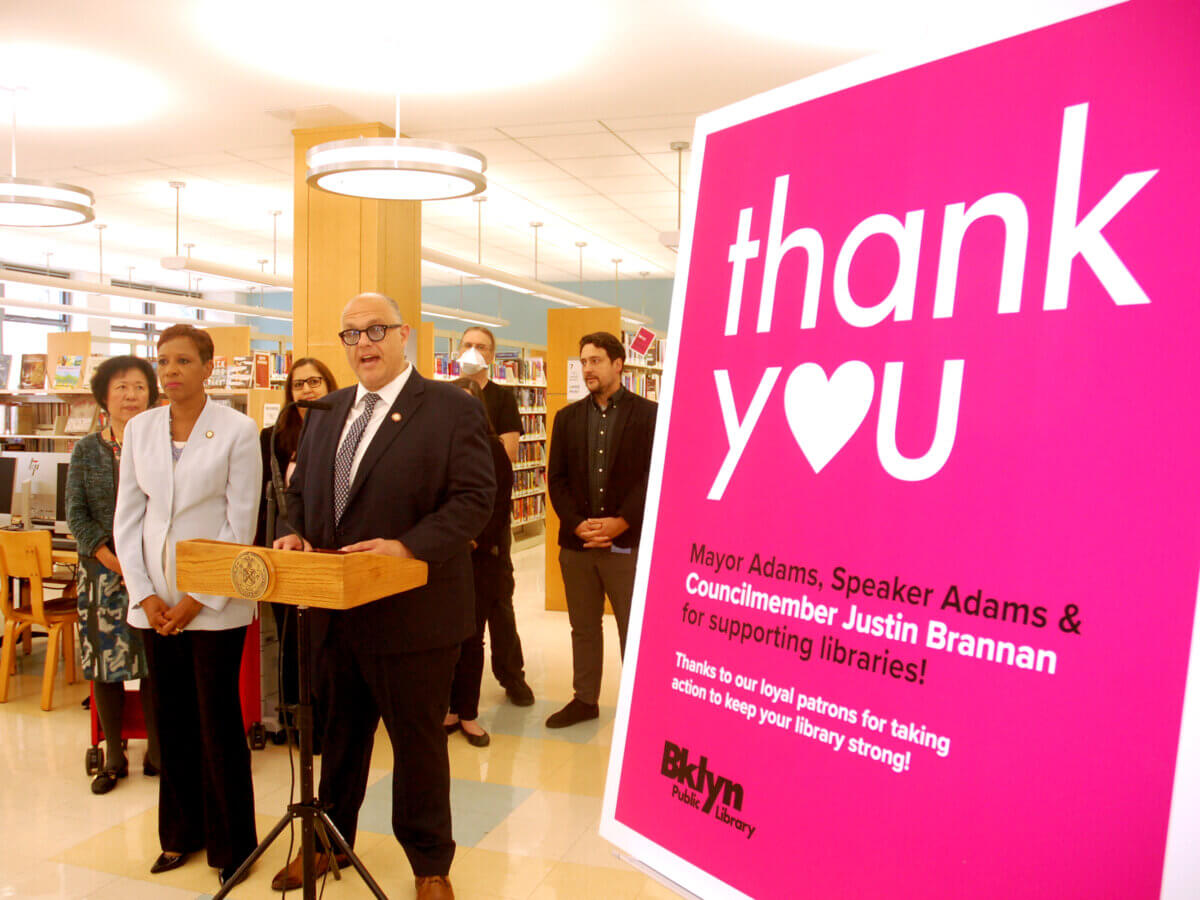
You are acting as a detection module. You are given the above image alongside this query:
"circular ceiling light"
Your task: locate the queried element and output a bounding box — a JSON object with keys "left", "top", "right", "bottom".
{"left": 306, "top": 138, "right": 486, "bottom": 201}
{"left": 0, "top": 176, "right": 95, "bottom": 226}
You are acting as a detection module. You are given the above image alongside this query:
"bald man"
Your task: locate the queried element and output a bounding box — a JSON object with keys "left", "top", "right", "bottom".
{"left": 274, "top": 293, "right": 494, "bottom": 900}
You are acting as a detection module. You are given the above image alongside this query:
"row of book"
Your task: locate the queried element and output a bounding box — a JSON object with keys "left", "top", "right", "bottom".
{"left": 513, "top": 468, "right": 546, "bottom": 494}
{"left": 512, "top": 493, "right": 545, "bottom": 525}
{"left": 433, "top": 356, "right": 547, "bottom": 384}
{"left": 621, "top": 371, "right": 661, "bottom": 401}
{"left": 520, "top": 414, "right": 546, "bottom": 437}
{"left": 516, "top": 442, "right": 546, "bottom": 465}
{"left": 206, "top": 351, "right": 292, "bottom": 390}
{"left": 1, "top": 353, "right": 108, "bottom": 392}
{"left": 513, "top": 385, "right": 546, "bottom": 409}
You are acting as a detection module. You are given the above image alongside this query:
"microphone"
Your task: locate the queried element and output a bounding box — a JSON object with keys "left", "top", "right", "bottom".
{"left": 294, "top": 399, "right": 333, "bottom": 410}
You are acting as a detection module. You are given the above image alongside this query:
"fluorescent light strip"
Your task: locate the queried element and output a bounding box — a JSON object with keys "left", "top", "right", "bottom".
{"left": 161, "top": 256, "right": 293, "bottom": 290}
{"left": 421, "top": 303, "right": 510, "bottom": 328}
{"left": 0, "top": 268, "right": 291, "bottom": 321}
{"left": 0, "top": 294, "right": 265, "bottom": 329}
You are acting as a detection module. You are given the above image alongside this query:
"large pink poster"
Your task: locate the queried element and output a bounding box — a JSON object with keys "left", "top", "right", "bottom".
{"left": 601, "top": 2, "right": 1200, "bottom": 897}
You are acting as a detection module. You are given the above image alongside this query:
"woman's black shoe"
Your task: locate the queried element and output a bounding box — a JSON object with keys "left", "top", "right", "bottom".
{"left": 150, "top": 851, "right": 189, "bottom": 874}
{"left": 143, "top": 757, "right": 160, "bottom": 777}
{"left": 91, "top": 760, "right": 129, "bottom": 794}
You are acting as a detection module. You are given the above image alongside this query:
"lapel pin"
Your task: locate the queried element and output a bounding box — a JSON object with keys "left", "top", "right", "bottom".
{"left": 205, "top": 430, "right": 214, "bottom": 439}
{"left": 390, "top": 412, "right": 402, "bottom": 422}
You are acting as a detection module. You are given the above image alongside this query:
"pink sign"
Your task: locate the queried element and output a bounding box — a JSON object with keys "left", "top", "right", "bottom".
{"left": 602, "top": 2, "right": 1200, "bottom": 898}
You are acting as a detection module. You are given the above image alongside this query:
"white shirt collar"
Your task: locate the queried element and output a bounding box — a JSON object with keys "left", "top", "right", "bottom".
{"left": 354, "top": 362, "right": 412, "bottom": 410}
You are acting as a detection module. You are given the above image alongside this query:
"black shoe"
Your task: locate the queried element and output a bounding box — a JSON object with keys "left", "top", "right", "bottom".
{"left": 444, "top": 720, "right": 461, "bottom": 735}
{"left": 91, "top": 759, "right": 129, "bottom": 794}
{"left": 151, "top": 851, "right": 189, "bottom": 874}
{"left": 462, "top": 725, "right": 491, "bottom": 747}
{"left": 545, "top": 699, "right": 599, "bottom": 729}
{"left": 143, "top": 757, "right": 159, "bottom": 777}
{"left": 505, "top": 679, "right": 535, "bottom": 707}
{"left": 219, "top": 862, "right": 250, "bottom": 888}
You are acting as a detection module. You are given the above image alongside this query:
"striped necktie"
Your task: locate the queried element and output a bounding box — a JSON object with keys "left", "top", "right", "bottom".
{"left": 334, "top": 392, "right": 380, "bottom": 522}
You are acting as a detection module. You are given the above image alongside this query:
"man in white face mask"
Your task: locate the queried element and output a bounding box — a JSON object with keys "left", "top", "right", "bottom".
{"left": 455, "top": 327, "right": 535, "bottom": 708}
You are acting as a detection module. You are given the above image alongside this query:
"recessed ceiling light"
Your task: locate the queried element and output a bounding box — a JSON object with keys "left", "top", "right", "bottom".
{"left": 0, "top": 43, "right": 167, "bottom": 128}
{"left": 196, "top": 0, "right": 606, "bottom": 94}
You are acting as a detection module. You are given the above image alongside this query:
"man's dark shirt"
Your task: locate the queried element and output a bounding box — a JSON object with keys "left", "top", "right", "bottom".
{"left": 482, "top": 379, "right": 523, "bottom": 437}
{"left": 586, "top": 386, "right": 625, "bottom": 517}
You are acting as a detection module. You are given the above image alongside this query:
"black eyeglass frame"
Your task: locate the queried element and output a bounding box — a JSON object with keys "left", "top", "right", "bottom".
{"left": 337, "top": 323, "right": 405, "bottom": 346}
{"left": 291, "top": 376, "right": 326, "bottom": 389}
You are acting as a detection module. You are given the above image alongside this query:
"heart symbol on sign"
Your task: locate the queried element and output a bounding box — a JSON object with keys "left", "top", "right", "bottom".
{"left": 783, "top": 361, "right": 875, "bottom": 473}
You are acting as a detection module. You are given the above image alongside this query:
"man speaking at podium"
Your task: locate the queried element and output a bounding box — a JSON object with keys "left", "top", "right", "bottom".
{"left": 273, "top": 292, "right": 495, "bottom": 899}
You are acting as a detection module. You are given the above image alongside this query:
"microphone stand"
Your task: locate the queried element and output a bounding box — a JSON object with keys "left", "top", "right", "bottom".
{"left": 215, "top": 399, "right": 386, "bottom": 900}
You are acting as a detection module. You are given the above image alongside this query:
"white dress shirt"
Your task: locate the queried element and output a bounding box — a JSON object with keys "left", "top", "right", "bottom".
{"left": 338, "top": 364, "right": 413, "bottom": 485}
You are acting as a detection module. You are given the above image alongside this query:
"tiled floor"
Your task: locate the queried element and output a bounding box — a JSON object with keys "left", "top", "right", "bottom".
{"left": 0, "top": 544, "right": 675, "bottom": 899}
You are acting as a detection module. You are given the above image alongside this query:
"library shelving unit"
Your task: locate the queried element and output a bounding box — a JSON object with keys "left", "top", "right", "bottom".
{"left": 1, "top": 328, "right": 284, "bottom": 453}
{"left": 431, "top": 353, "right": 549, "bottom": 534}
{"left": 542, "top": 307, "right": 664, "bottom": 612}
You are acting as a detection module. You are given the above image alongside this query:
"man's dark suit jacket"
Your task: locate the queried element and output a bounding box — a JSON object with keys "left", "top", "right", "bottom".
{"left": 286, "top": 369, "right": 496, "bottom": 653}
{"left": 548, "top": 390, "right": 657, "bottom": 552}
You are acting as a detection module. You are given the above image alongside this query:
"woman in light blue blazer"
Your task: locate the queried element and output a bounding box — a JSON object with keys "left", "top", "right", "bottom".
{"left": 114, "top": 324, "right": 262, "bottom": 889}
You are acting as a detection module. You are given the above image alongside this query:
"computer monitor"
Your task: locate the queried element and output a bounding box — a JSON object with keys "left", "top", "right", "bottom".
{"left": 55, "top": 462, "right": 70, "bottom": 533}
{"left": 0, "top": 456, "right": 15, "bottom": 526}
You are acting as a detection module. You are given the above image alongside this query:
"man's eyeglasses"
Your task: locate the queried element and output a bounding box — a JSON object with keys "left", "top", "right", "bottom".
{"left": 338, "top": 323, "right": 404, "bottom": 346}
{"left": 292, "top": 376, "right": 325, "bottom": 390}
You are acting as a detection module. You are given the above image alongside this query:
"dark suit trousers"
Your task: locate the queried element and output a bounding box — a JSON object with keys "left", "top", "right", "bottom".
{"left": 317, "top": 624, "right": 460, "bottom": 877}
{"left": 451, "top": 549, "right": 502, "bottom": 720}
{"left": 486, "top": 527, "right": 526, "bottom": 687}
{"left": 559, "top": 547, "right": 636, "bottom": 704}
{"left": 141, "top": 626, "right": 257, "bottom": 869}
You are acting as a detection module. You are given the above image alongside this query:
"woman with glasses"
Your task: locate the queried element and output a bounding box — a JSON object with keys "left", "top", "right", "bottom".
{"left": 114, "top": 324, "right": 262, "bottom": 889}
{"left": 255, "top": 357, "right": 338, "bottom": 748}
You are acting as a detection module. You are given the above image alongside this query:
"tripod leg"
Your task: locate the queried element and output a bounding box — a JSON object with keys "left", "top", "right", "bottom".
{"left": 211, "top": 810, "right": 296, "bottom": 900}
{"left": 313, "top": 818, "right": 342, "bottom": 881}
{"left": 316, "top": 810, "right": 390, "bottom": 900}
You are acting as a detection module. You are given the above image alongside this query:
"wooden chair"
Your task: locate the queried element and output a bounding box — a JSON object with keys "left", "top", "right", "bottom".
{"left": 0, "top": 530, "right": 80, "bottom": 710}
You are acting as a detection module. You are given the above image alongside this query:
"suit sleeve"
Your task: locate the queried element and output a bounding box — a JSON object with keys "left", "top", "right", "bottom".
{"left": 616, "top": 401, "right": 657, "bottom": 529}
{"left": 192, "top": 417, "right": 262, "bottom": 613}
{"left": 400, "top": 400, "right": 496, "bottom": 564}
{"left": 113, "top": 418, "right": 156, "bottom": 607}
{"left": 547, "top": 406, "right": 585, "bottom": 535}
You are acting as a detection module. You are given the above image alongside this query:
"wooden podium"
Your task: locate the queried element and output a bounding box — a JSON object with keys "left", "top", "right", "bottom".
{"left": 177, "top": 539, "right": 428, "bottom": 900}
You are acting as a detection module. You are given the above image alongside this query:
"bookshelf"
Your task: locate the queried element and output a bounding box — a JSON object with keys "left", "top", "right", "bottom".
{"left": 432, "top": 354, "right": 549, "bottom": 531}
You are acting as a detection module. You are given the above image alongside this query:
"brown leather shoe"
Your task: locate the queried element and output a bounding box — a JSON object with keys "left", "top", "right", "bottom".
{"left": 270, "top": 850, "right": 349, "bottom": 891}
{"left": 415, "top": 874, "right": 455, "bottom": 899}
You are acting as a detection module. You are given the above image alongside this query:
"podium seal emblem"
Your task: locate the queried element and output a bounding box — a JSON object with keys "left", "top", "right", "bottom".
{"left": 231, "top": 549, "right": 274, "bottom": 601}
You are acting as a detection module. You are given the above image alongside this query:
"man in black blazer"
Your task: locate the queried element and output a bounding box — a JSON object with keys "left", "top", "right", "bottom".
{"left": 273, "top": 293, "right": 494, "bottom": 900}
{"left": 546, "top": 331, "right": 657, "bottom": 729}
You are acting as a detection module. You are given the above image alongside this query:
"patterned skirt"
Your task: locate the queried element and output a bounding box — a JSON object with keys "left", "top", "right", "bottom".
{"left": 76, "top": 557, "right": 149, "bottom": 682}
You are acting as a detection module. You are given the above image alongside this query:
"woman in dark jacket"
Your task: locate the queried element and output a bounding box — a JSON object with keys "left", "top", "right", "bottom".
{"left": 66, "top": 355, "right": 161, "bottom": 793}
{"left": 443, "top": 377, "right": 515, "bottom": 747}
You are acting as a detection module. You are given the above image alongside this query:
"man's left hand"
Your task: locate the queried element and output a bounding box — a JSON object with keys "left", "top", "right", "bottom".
{"left": 582, "top": 516, "right": 629, "bottom": 548}
{"left": 339, "top": 538, "right": 413, "bottom": 558}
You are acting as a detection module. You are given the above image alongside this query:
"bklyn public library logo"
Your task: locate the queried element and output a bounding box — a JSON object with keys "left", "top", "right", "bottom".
{"left": 661, "top": 740, "right": 757, "bottom": 839}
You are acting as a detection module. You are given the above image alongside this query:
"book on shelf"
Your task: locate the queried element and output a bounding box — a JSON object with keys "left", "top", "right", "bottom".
{"left": 19, "top": 354, "right": 48, "bottom": 390}
{"left": 228, "top": 356, "right": 253, "bottom": 389}
{"left": 253, "top": 351, "right": 271, "bottom": 388}
{"left": 0, "top": 354, "right": 11, "bottom": 391}
{"left": 64, "top": 396, "right": 101, "bottom": 434}
{"left": 53, "top": 354, "right": 85, "bottom": 389}
{"left": 83, "top": 354, "right": 108, "bottom": 387}
{"left": 206, "top": 356, "right": 229, "bottom": 389}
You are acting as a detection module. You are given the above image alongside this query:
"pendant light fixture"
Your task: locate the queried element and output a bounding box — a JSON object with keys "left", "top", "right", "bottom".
{"left": 306, "top": 97, "right": 486, "bottom": 201}
{"left": 0, "top": 88, "right": 95, "bottom": 227}
{"left": 658, "top": 141, "right": 689, "bottom": 252}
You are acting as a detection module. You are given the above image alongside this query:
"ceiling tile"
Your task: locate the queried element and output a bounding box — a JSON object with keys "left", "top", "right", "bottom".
{"left": 583, "top": 174, "right": 675, "bottom": 195}
{"left": 227, "top": 144, "right": 294, "bottom": 162}
{"left": 614, "top": 127, "right": 698, "bottom": 155}
{"left": 145, "top": 152, "right": 244, "bottom": 169}
{"left": 599, "top": 113, "right": 701, "bottom": 132}
{"left": 500, "top": 120, "right": 604, "bottom": 138}
{"left": 516, "top": 132, "right": 630, "bottom": 159}
{"left": 486, "top": 159, "right": 569, "bottom": 183}
{"left": 84, "top": 159, "right": 169, "bottom": 176}
{"left": 508, "top": 179, "right": 603, "bottom": 201}
{"left": 555, "top": 155, "right": 660, "bottom": 178}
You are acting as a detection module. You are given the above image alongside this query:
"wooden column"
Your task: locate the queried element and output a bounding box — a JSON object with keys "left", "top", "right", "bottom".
{"left": 544, "top": 306, "right": 623, "bottom": 611}
{"left": 292, "top": 123, "right": 422, "bottom": 388}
